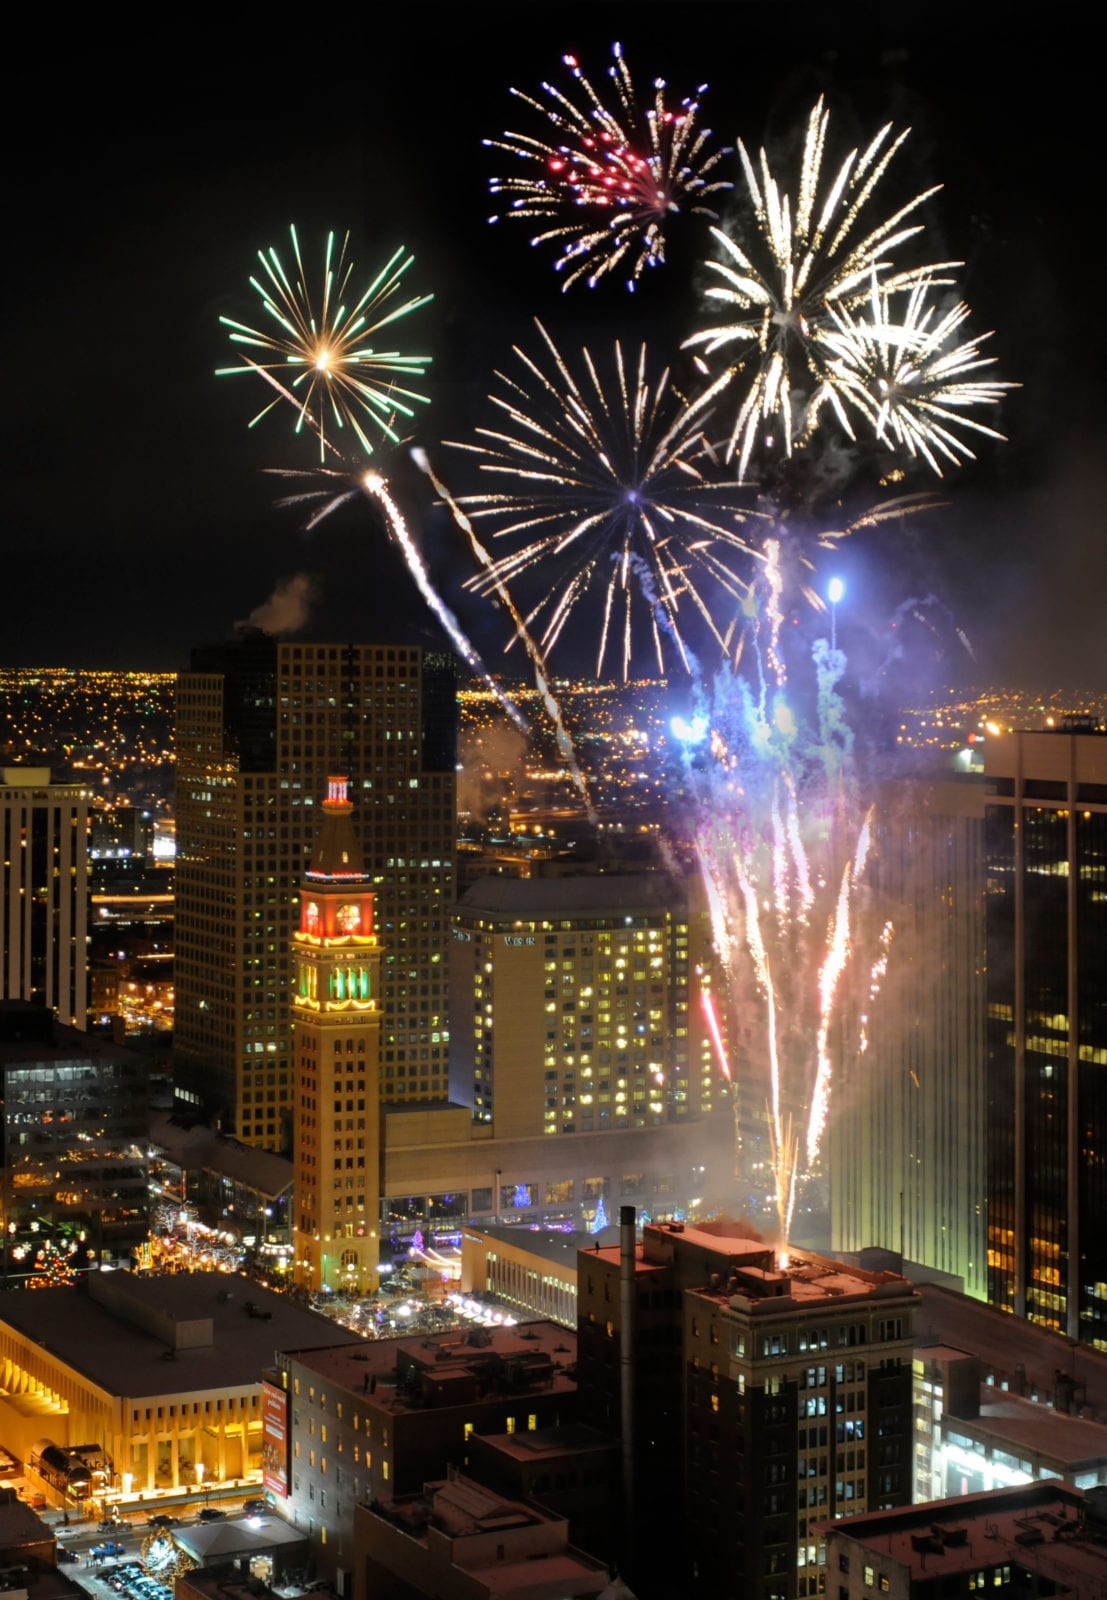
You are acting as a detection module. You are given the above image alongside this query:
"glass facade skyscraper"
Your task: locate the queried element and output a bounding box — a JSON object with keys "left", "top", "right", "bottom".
{"left": 830, "top": 774, "right": 987, "bottom": 1298}
{"left": 986, "top": 726, "right": 1107, "bottom": 1347}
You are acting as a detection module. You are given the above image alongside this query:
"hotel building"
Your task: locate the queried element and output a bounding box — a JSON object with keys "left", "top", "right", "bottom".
{"left": 450, "top": 872, "right": 714, "bottom": 1138}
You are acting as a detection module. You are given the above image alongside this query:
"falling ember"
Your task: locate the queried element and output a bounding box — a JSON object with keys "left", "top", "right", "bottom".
{"left": 859, "top": 921, "right": 895, "bottom": 1055}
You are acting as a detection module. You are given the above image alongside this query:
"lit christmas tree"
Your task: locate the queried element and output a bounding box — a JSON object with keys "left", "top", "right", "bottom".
{"left": 28, "top": 1239, "right": 78, "bottom": 1289}
{"left": 591, "top": 1195, "right": 609, "bottom": 1235}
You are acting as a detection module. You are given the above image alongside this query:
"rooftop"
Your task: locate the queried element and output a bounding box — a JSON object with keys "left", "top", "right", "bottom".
{"left": 362, "top": 1471, "right": 610, "bottom": 1596}
{"left": 918, "top": 1283, "right": 1107, "bottom": 1419}
{"left": 826, "top": 1482, "right": 1107, "bottom": 1590}
{"left": 171, "top": 1511, "right": 308, "bottom": 1565}
{"left": 471, "top": 1421, "right": 617, "bottom": 1466}
{"left": 587, "top": 1222, "right": 917, "bottom": 1313}
{"left": 284, "top": 1321, "right": 577, "bottom": 1414}
{"left": 948, "top": 1389, "right": 1107, "bottom": 1472}
{"left": 457, "top": 872, "right": 684, "bottom": 919}
{"left": 0, "top": 1006, "right": 139, "bottom": 1065}
{"left": 0, "top": 1271, "right": 352, "bottom": 1399}
{"left": 150, "top": 1112, "right": 293, "bottom": 1199}
{"left": 0, "top": 1493, "right": 51, "bottom": 1546}
{"left": 468, "top": 1224, "right": 616, "bottom": 1271}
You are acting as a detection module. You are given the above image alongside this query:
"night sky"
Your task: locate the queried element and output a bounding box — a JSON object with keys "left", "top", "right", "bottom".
{"left": 5, "top": 4, "right": 1102, "bottom": 689}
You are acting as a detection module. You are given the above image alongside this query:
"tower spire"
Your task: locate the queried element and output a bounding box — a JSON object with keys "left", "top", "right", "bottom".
{"left": 306, "top": 775, "right": 368, "bottom": 882}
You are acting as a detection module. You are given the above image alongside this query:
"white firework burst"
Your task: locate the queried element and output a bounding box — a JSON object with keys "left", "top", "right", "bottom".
{"left": 686, "top": 97, "right": 958, "bottom": 478}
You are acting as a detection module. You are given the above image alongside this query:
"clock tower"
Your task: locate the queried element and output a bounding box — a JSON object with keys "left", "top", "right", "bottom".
{"left": 291, "top": 776, "right": 381, "bottom": 1294}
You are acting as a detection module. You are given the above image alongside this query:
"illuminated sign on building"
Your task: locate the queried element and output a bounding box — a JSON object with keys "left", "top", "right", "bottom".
{"left": 261, "top": 1380, "right": 289, "bottom": 1498}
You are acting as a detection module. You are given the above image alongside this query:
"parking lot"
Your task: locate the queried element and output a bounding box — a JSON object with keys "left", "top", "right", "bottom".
{"left": 83, "top": 1560, "right": 173, "bottom": 1600}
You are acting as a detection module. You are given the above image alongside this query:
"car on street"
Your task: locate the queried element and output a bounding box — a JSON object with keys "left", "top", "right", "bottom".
{"left": 149, "top": 1514, "right": 177, "bottom": 1528}
{"left": 57, "top": 1549, "right": 79, "bottom": 1564}
{"left": 90, "top": 1541, "right": 125, "bottom": 1560}
{"left": 243, "top": 1499, "right": 268, "bottom": 1516}
{"left": 197, "top": 1508, "right": 225, "bottom": 1522}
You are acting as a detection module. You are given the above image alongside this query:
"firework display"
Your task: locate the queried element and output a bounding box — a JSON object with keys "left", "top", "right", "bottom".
{"left": 453, "top": 320, "right": 753, "bottom": 679}
{"left": 485, "top": 42, "right": 730, "bottom": 291}
{"left": 216, "top": 61, "right": 1012, "bottom": 1258}
{"left": 218, "top": 226, "right": 432, "bottom": 460}
{"left": 685, "top": 98, "right": 957, "bottom": 479}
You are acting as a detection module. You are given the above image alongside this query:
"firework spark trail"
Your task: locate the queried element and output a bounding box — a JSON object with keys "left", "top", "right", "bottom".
{"left": 737, "top": 867, "right": 783, "bottom": 1145}
{"left": 453, "top": 320, "right": 753, "bottom": 681}
{"left": 806, "top": 806, "right": 874, "bottom": 1170}
{"left": 410, "top": 447, "right": 596, "bottom": 818}
{"left": 699, "top": 986, "right": 731, "bottom": 1081}
{"left": 218, "top": 227, "right": 432, "bottom": 461}
{"left": 486, "top": 41, "right": 730, "bottom": 291}
{"left": 690, "top": 548, "right": 885, "bottom": 1248}
{"left": 761, "top": 538, "right": 787, "bottom": 691}
{"left": 783, "top": 775, "right": 814, "bottom": 909}
{"left": 684, "top": 98, "right": 961, "bottom": 478}
{"left": 696, "top": 838, "right": 737, "bottom": 968}
{"left": 859, "top": 921, "right": 895, "bottom": 1055}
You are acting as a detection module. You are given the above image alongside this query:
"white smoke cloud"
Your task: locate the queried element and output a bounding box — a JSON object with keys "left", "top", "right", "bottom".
{"left": 238, "top": 573, "right": 316, "bottom": 636}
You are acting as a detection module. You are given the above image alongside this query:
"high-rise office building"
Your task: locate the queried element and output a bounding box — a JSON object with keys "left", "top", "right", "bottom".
{"left": 1, "top": 767, "right": 91, "bottom": 1027}
{"left": 985, "top": 725, "right": 1107, "bottom": 1348}
{"left": 577, "top": 1218, "right": 916, "bottom": 1600}
{"left": 292, "top": 776, "right": 382, "bottom": 1295}
{"left": 450, "top": 872, "right": 714, "bottom": 1137}
{"left": 830, "top": 774, "right": 987, "bottom": 1297}
{"left": 175, "top": 636, "right": 456, "bottom": 1150}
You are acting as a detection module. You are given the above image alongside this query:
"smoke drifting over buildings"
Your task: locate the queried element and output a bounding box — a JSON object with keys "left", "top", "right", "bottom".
{"left": 239, "top": 573, "right": 316, "bottom": 637}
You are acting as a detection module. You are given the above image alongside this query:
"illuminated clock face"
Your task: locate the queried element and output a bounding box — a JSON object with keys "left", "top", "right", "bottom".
{"left": 336, "top": 902, "right": 361, "bottom": 934}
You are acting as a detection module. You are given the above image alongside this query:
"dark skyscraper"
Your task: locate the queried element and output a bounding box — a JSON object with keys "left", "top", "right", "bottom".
{"left": 986, "top": 726, "right": 1107, "bottom": 1348}
{"left": 175, "top": 636, "right": 456, "bottom": 1150}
